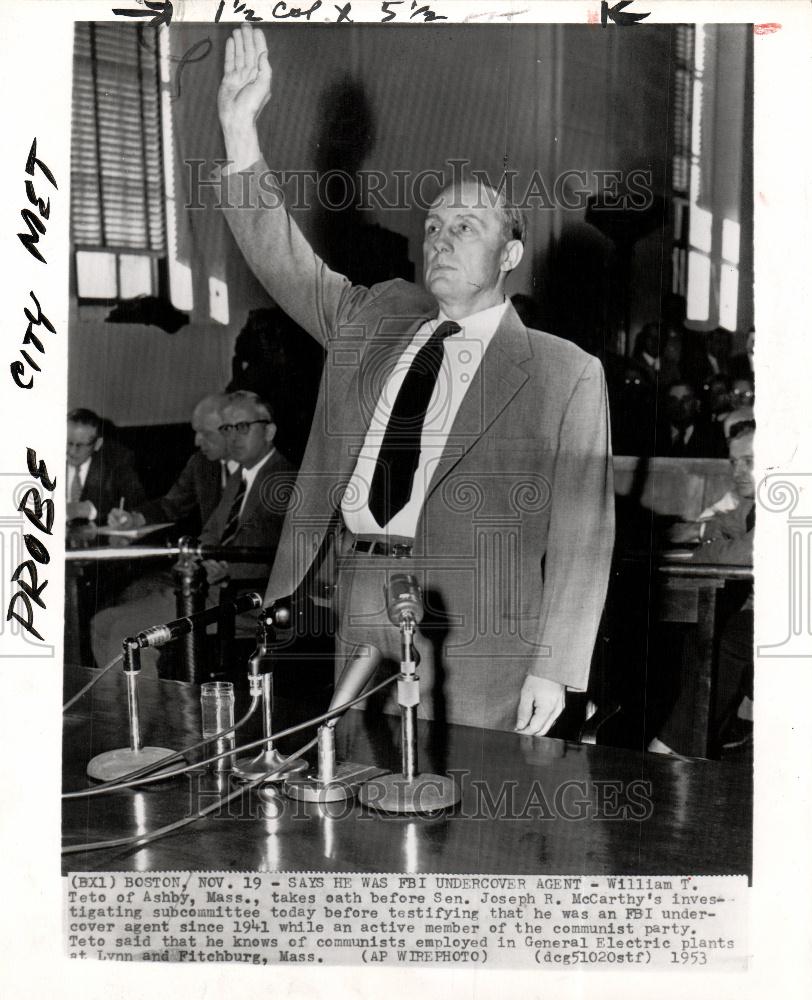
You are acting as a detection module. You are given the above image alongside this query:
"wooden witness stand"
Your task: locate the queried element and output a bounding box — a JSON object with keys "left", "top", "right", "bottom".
{"left": 657, "top": 562, "right": 753, "bottom": 758}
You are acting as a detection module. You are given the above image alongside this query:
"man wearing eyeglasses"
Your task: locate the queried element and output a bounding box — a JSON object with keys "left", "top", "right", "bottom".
{"left": 91, "top": 390, "right": 294, "bottom": 676}
{"left": 199, "top": 390, "right": 294, "bottom": 588}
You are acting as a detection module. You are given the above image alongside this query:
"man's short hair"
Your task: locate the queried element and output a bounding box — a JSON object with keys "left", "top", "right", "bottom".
{"left": 67, "top": 408, "right": 102, "bottom": 436}
{"left": 194, "top": 392, "right": 229, "bottom": 418}
{"left": 436, "top": 175, "right": 527, "bottom": 245}
{"left": 223, "top": 389, "right": 274, "bottom": 423}
{"left": 729, "top": 419, "right": 755, "bottom": 442}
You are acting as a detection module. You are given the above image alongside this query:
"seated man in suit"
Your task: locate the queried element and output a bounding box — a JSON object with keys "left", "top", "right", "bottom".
{"left": 107, "top": 393, "right": 237, "bottom": 534}
{"left": 654, "top": 381, "right": 714, "bottom": 458}
{"left": 650, "top": 422, "right": 755, "bottom": 756}
{"left": 90, "top": 391, "right": 295, "bottom": 677}
{"left": 66, "top": 408, "right": 145, "bottom": 523}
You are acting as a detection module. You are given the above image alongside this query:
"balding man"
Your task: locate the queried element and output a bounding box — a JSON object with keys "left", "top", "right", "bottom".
{"left": 216, "top": 27, "right": 614, "bottom": 732}
{"left": 108, "top": 393, "right": 236, "bottom": 533}
{"left": 91, "top": 390, "right": 294, "bottom": 676}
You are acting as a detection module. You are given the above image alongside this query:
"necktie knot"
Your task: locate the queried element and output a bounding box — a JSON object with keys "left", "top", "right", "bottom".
{"left": 433, "top": 320, "right": 461, "bottom": 341}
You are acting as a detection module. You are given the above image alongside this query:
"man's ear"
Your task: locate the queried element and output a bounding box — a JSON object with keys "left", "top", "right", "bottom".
{"left": 501, "top": 239, "right": 524, "bottom": 273}
{"left": 93, "top": 436, "right": 103, "bottom": 453}
{"left": 265, "top": 421, "right": 277, "bottom": 444}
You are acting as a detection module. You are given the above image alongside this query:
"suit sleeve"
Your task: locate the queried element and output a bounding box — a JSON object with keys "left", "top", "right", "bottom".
{"left": 94, "top": 457, "right": 145, "bottom": 524}
{"left": 137, "top": 454, "right": 199, "bottom": 525}
{"left": 691, "top": 510, "right": 753, "bottom": 565}
{"left": 529, "top": 355, "right": 615, "bottom": 689}
{"left": 221, "top": 159, "right": 372, "bottom": 348}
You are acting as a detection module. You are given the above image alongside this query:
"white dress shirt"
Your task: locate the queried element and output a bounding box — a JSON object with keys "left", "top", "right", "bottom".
{"left": 221, "top": 458, "right": 240, "bottom": 488}
{"left": 66, "top": 458, "right": 97, "bottom": 520}
{"left": 343, "top": 300, "right": 508, "bottom": 537}
{"left": 238, "top": 447, "right": 276, "bottom": 518}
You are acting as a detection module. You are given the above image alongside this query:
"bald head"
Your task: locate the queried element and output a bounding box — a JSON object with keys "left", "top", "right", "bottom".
{"left": 192, "top": 393, "right": 229, "bottom": 461}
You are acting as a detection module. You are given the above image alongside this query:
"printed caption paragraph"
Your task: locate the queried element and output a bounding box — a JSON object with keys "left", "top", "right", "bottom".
{"left": 65, "top": 872, "right": 747, "bottom": 968}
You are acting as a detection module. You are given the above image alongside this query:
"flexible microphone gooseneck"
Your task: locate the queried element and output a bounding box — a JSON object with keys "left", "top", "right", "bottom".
{"left": 135, "top": 592, "right": 263, "bottom": 648}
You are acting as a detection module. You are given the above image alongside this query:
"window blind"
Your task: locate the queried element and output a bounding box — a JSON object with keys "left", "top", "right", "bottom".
{"left": 71, "top": 22, "right": 166, "bottom": 254}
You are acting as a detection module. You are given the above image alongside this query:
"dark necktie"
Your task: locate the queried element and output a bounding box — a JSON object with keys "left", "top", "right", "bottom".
{"left": 68, "top": 467, "right": 83, "bottom": 503}
{"left": 219, "top": 474, "right": 246, "bottom": 545}
{"left": 369, "top": 320, "right": 461, "bottom": 527}
{"left": 745, "top": 504, "right": 755, "bottom": 533}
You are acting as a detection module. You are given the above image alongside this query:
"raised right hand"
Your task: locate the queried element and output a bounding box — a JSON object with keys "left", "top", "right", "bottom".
{"left": 217, "top": 25, "right": 272, "bottom": 135}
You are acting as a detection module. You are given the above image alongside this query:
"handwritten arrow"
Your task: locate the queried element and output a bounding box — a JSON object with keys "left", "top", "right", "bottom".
{"left": 112, "top": 0, "right": 174, "bottom": 27}
{"left": 601, "top": 1, "right": 650, "bottom": 26}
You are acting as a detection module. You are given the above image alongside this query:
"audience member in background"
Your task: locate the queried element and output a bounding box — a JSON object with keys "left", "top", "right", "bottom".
{"left": 607, "top": 360, "right": 657, "bottom": 456}
{"left": 91, "top": 391, "right": 295, "bottom": 677}
{"left": 702, "top": 374, "right": 734, "bottom": 458}
{"left": 655, "top": 381, "right": 712, "bottom": 458}
{"left": 66, "top": 408, "right": 145, "bottom": 524}
{"left": 631, "top": 322, "right": 661, "bottom": 384}
{"left": 730, "top": 375, "right": 754, "bottom": 413}
{"left": 667, "top": 414, "right": 755, "bottom": 544}
{"left": 729, "top": 327, "right": 755, "bottom": 380}
{"left": 107, "top": 393, "right": 237, "bottom": 534}
{"left": 684, "top": 326, "right": 732, "bottom": 393}
{"left": 651, "top": 422, "right": 755, "bottom": 755}
{"left": 658, "top": 324, "right": 684, "bottom": 385}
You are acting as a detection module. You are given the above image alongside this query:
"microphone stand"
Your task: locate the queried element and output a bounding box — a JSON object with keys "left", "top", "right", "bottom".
{"left": 358, "top": 592, "right": 460, "bottom": 814}
{"left": 283, "top": 644, "right": 386, "bottom": 803}
{"left": 84, "top": 593, "right": 261, "bottom": 781}
{"left": 86, "top": 638, "right": 180, "bottom": 781}
{"left": 232, "top": 605, "right": 308, "bottom": 783}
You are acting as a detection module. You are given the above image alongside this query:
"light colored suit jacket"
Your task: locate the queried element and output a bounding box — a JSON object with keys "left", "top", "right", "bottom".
{"left": 222, "top": 161, "right": 614, "bottom": 692}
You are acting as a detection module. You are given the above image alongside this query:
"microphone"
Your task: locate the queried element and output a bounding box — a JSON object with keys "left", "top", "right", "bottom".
{"left": 263, "top": 598, "right": 292, "bottom": 630}
{"left": 135, "top": 592, "right": 263, "bottom": 648}
{"left": 385, "top": 574, "right": 423, "bottom": 627}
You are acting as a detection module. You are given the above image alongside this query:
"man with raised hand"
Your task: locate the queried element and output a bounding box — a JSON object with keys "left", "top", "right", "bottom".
{"left": 216, "top": 26, "right": 614, "bottom": 734}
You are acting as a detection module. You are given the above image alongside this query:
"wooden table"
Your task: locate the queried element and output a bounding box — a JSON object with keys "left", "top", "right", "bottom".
{"left": 657, "top": 560, "right": 753, "bottom": 757}
{"left": 62, "top": 665, "right": 751, "bottom": 877}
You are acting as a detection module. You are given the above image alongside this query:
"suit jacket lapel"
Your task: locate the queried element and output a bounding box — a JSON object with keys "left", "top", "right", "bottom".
{"left": 422, "top": 304, "right": 532, "bottom": 507}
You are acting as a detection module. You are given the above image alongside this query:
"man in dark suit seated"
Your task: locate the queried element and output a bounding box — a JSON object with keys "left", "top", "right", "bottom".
{"left": 654, "top": 381, "right": 714, "bottom": 458}
{"left": 66, "top": 408, "right": 145, "bottom": 523}
{"left": 107, "top": 393, "right": 236, "bottom": 534}
{"left": 90, "top": 391, "right": 295, "bottom": 677}
{"left": 650, "top": 421, "right": 755, "bottom": 756}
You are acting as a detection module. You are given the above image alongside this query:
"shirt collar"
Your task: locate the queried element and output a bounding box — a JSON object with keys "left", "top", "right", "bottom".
{"left": 241, "top": 446, "right": 275, "bottom": 489}
{"left": 436, "top": 299, "right": 508, "bottom": 342}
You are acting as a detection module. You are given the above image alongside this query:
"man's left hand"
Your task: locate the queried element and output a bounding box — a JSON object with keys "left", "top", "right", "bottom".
{"left": 514, "top": 676, "right": 565, "bottom": 736}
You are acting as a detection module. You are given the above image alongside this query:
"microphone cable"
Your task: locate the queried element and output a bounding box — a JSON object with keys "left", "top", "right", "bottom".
{"left": 63, "top": 672, "right": 397, "bottom": 799}
{"left": 62, "top": 695, "right": 262, "bottom": 799}
{"left": 62, "top": 654, "right": 122, "bottom": 713}
{"left": 61, "top": 736, "right": 319, "bottom": 856}
{"left": 61, "top": 672, "right": 399, "bottom": 853}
